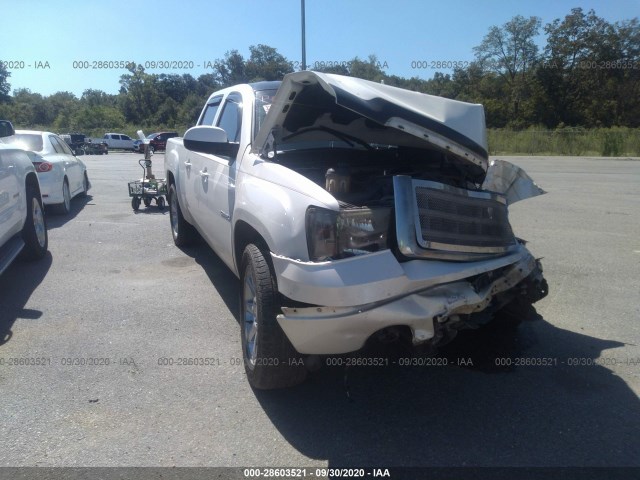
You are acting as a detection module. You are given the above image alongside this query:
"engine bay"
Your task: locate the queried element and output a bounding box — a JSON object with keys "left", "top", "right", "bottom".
{"left": 276, "top": 146, "right": 486, "bottom": 208}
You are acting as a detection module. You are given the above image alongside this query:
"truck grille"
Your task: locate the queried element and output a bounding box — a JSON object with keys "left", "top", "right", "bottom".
{"left": 393, "top": 176, "right": 517, "bottom": 260}
{"left": 415, "top": 185, "right": 515, "bottom": 252}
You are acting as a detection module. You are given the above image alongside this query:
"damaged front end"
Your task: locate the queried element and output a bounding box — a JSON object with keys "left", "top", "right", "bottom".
{"left": 258, "top": 71, "right": 548, "bottom": 355}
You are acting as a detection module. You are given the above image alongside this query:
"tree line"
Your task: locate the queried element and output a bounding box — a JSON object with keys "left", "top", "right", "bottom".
{"left": 0, "top": 7, "right": 638, "bottom": 136}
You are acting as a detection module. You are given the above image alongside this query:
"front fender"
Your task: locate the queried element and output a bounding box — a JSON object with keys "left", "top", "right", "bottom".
{"left": 233, "top": 174, "right": 312, "bottom": 263}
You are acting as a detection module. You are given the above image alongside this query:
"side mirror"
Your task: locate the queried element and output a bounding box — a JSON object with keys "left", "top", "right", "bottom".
{"left": 184, "top": 126, "right": 239, "bottom": 158}
{"left": 0, "top": 120, "right": 15, "bottom": 138}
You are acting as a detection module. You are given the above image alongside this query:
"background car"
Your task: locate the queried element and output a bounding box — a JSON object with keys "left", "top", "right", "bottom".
{"left": 4, "top": 130, "right": 90, "bottom": 214}
{"left": 0, "top": 121, "right": 48, "bottom": 275}
{"left": 145, "top": 132, "right": 178, "bottom": 153}
{"left": 102, "top": 133, "right": 135, "bottom": 150}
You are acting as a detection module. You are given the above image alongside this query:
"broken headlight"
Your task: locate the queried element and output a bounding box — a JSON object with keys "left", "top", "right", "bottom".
{"left": 306, "top": 206, "right": 391, "bottom": 261}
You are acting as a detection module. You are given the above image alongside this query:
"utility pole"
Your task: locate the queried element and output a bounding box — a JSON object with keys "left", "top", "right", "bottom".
{"left": 301, "top": 0, "right": 306, "bottom": 70}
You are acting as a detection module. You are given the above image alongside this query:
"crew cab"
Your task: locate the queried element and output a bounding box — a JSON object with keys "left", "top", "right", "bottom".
{"left": 165, "top": 72, "right": 549, "bottom": 389}
{"left": 0, "top": 121, "right": 48, "bottom": 275}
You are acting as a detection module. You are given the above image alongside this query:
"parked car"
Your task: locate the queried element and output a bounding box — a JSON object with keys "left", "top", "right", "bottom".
{"left": 59, "top": 133, "right": 87, "bottom": 155}
{"left": 145, "top": 132, "right": 178, "bottom": 153}
{"left": 84, "top": 139, "right": 108, "bottom": 155}
{"left": 165, "top": 72, "right": 548, "bottom": 389}
{"left": 102, "top": 133, "right": 135, "bottom": 150}
{"left": 0, "top": 121, "right": 48, "bottom": 275}
{"left": 59, "top": 133, "right": 108, "bottom": 155}
{"left": 3, "top": 130, "right": 90, "bottom": 214}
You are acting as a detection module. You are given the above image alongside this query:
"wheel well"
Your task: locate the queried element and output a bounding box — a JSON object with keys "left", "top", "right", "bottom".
{"left": 166, "top": 170, "right": 175, "bottom": 187}
{"left": 234, "top": 221, "right": 267, "bottom": 272}
{"left": 25, "top": 172, "right": 40, "bottom": 193}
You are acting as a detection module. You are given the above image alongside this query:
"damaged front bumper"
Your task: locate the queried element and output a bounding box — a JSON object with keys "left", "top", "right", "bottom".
{"left": 273, "top": 245, "right": 548, "bottom": 355}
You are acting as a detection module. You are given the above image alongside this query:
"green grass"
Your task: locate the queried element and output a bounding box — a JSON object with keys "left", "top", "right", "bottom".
{"left": 487, "top": 127, "right": 640, "bottom": 157}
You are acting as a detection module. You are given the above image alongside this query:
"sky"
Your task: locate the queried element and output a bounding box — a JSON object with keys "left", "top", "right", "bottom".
{"left": 1, "top": 0, "right": 639, "bottom": 97}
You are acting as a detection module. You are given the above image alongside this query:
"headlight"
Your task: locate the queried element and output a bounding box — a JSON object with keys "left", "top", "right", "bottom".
{"left": 306, "top": 206, "right": 391, "bottom": 261}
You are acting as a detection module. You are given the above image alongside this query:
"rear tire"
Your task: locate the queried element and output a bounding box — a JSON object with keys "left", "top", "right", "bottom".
{"left": 240, "top": 243, "right": 307, "bottom": 389}
{"left": 52, "top": 179, "right": 71, "bottom": 215}
{"left": 79, "top": 172, "right": 89, "bottom": 197}
{"left": 131, "top": 197, "right": 141, "bottom": 211}
{"left": 21, "top": 184, "right": 48, "bottom": 260}
{"left": 168, "top": 184, "right": 196, "bottom": 246}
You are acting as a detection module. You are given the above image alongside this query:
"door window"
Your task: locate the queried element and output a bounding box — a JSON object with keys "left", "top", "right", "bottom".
{"left": 199, "top": 96, "right": 223, "bottom": 126}
{"left": 217, "top": 92, "right": 242, "bottom": 143}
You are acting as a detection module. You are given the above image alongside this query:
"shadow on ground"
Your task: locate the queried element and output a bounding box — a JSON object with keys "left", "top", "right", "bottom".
{"left": 254, "top": 318, "right": 638, "bottom": 473}
{"left": 179, "top": 244, "right": 639, "bottom": 476}
{"left": 0, "top": 252, "right": 52, "bottom": 346}
{"left": 46, "top": 194, "right": 94, "bottom": 229}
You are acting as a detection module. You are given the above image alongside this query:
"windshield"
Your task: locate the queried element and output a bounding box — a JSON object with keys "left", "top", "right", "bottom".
{"left": 253, "top": 89, "right": 278, "bottom": 141}
{"left": 0, "top": 133, "right": 44, "bottom": 152}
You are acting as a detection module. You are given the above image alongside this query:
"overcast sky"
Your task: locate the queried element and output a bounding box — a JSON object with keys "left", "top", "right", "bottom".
{"left": 2, "top": 0, "right": 638, "bottom": 96}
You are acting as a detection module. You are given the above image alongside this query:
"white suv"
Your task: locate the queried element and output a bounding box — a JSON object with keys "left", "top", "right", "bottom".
{"left": 0, "top": 121, "right": 48, "bottom": 275}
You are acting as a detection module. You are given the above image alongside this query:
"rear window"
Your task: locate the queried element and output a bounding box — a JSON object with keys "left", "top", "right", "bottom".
{"left": 4, "top": 133, "right": 44, "bottom": 152}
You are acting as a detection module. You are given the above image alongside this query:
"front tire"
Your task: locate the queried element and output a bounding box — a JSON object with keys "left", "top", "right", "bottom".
{"left": 52, "top": 179, "right": 71, "bottom": 215}
{"left": 21, "top": 184, "right": 48, "bottom": 260}
{"left": 168, "top": 184, "right": 196, "bottom": 246}
{"left": 240, "top": 243, "right": 307, "bottom": 389}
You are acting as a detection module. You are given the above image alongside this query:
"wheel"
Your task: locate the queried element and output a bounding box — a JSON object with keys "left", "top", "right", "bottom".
{"left": 157, "top": 196, "right": 165, "bottom": 210}
{"left": 168, "top": 184, "right": 196, "bottom": 246}
{"left": 131, "top": 197, "right": 141, "bottom": 211}
{"left": 20, "top": 183, "right": 48, "bottom": 260}
{"left": 240, "top": 243, "right": 307, "bottom": 389}
{"left": 79, "top": 172, "right": 89, "bottom": 197}
{"left": 52, "top": 179, "right": 71, "bottom": 214}
{"left": 104, "top": 150, "right": 108, "bottom": 155}
{"left": 143, "top": 197, "right": 152, "bottom": 207}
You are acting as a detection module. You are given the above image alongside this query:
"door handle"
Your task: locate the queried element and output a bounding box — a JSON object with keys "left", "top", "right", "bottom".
{"left": 199, "top": 170, "right": 209, "bottom": 177}
{"left": 184, "top": 161, "right": 192, "bottom": 167}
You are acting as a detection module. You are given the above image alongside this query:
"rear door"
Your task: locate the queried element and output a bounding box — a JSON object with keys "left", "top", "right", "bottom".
{"left": 0, "top": 150, "right": 25, "bottom": 244}
{"left": 49, "top": 135, "right": 82, "bottom": 194}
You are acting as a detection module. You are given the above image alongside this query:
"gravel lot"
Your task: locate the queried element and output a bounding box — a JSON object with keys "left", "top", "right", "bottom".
{"left": 0, "top": 154, "right": 638, "bottom": 472}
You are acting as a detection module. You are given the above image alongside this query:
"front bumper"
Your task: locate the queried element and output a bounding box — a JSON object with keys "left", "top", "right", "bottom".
{"left": 273, "top": 245, "right": 545, "bottom": 354}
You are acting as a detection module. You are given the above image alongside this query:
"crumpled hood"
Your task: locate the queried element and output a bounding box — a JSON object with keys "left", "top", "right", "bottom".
{"left": 253, "top": 71, "right": 489, "bottom": 172}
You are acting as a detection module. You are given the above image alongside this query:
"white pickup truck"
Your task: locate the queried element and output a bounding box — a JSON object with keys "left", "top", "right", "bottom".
{"left": 0, "top": 121, "right": 48, "bottom": 275}
{"left": 165, "top": 71, "right": 548, "bottom": 389}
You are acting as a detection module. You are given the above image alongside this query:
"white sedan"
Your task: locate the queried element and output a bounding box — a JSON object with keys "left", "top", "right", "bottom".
{"left": 5, "top": 130, "right": 90, "bottom": 214}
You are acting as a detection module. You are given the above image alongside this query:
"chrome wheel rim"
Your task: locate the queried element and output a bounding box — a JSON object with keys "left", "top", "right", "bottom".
{"left": 32, "top": 198, "right": 46, "bottom": 247}
{"left": 63, "top": 182, "right": 70, "bottom": 211}
{"left": 243, "top": 271, "right": 258, "bottom": 365}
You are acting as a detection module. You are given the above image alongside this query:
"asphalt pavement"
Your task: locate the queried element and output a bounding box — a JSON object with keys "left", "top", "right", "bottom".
{"left": 0, "top": 153, "right": 638, "bottom": 474}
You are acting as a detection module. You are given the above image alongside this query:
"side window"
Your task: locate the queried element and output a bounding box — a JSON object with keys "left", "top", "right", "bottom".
{"left": 55, "top": 136, "right": 74, "bottom": 155}
{"left": 122, "top": 135, "right": 131, "bottom": 141}
{"left": 49, "top": 137, "right": 73, "bottom": 155}
{"left": 199, "top": 96, "right": 223, "bottom": 126}
{"left": 103, "top": 134, "right": 108, "bottom": 139}
{"left": 49, "top": 136, "right": 65, "bottom": 154}
{"left": 217, "top": 92, "right": 242, "bottom": 143}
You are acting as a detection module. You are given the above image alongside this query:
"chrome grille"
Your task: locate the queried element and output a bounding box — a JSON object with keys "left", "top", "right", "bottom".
{"left": 414, "top": 182, "right": 515, "bottom": 253}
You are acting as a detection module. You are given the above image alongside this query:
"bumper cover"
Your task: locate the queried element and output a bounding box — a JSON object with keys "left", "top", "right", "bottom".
{"left": 273, "top": 245, "right": 545, "bottom": 354}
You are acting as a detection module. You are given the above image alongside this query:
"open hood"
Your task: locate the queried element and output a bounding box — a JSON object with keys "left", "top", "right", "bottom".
{"left": 253, "top": 71, "right": 489, "bottom": 173}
